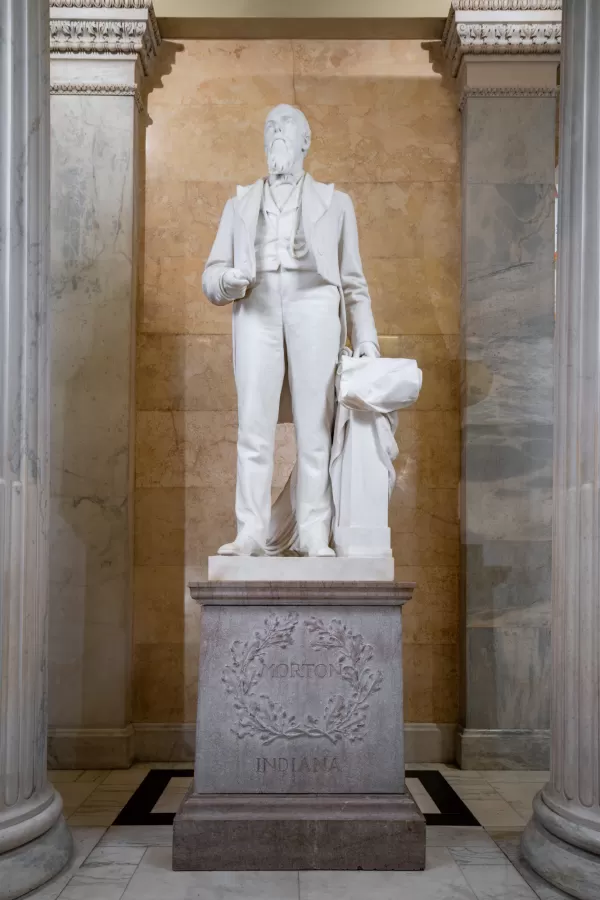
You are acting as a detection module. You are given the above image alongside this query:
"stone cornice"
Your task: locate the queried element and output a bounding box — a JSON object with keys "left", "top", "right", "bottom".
{"left": 50, "top": 81, "right": 144, "bottom": 113}
{"left": 50, "top": 0, "right": 161, "bottom": 77}
{"left": 458, "top": 83, "right": 558, "bottom": 109}
{"left": 51, "top": 0, "right": 151, "bottom": 5}
{"left": 443, "top": 0, "right": 562, "bottom": 76}
{"left": 452, "top": 1, "right": 561, "bottom": 8}
{"left": 50, "top": 0, "right": 152, "bottom": 6}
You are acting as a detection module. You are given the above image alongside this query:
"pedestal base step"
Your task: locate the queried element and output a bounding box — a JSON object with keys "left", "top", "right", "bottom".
{"left": 207, "top": 555, "right": 395, "bottom": 582}
{"left": 173, "top": 791, "right": 425, "bottom": 871}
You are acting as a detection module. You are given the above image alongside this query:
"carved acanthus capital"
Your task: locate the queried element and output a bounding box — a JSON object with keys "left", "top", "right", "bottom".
{"left": 50, "top": 0, "right": 161, "bottom": 77}
{"left": 442, "top": 0, "right": 562, "bottom": 76}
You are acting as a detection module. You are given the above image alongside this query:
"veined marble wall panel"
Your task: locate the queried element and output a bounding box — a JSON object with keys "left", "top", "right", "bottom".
{"left": 460, "top": 96, "right": 556, "bottom": 767}
{"left": 135, "top": 39, "right": 460, "bottom": 732}
{"left": 50, "top": 95, "right": 138, "bottom": 731}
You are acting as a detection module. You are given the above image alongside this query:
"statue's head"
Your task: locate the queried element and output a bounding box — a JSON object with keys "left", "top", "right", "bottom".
{"left": 264, "top": 104, "right": 311, "bottom": 176}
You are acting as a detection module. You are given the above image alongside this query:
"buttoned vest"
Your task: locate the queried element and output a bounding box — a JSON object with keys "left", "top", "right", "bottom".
{"left": 254, "top": 178, "right": 317, "bottom": 273}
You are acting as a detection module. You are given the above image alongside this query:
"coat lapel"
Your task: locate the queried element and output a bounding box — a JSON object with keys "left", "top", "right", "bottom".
{"left": 301, "top": 173, "right": 335, "bottom": 239}
{"left": 236, "top": 178, "right": 264, "bottom": 250}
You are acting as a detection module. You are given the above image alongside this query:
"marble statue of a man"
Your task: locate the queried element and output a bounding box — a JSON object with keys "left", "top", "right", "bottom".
{"left": 203, "top": 104, "right": 380, "bottom": 557}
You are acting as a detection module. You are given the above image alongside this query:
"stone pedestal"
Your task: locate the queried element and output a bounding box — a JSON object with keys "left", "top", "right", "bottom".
{"left": 0, "top": 1, "right": 72, "bottom": 895}
{"left": 333, "top": 409, "right": 393, "bottom": 559}
{"left": 173, "top": 579, "right": 424, "bottom": 871}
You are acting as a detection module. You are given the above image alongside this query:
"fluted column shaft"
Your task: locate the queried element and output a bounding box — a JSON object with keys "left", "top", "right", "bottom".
{"left": 522, "top": 3, "right": 600, "bottom": 898}
{"left": 0, "top": 1, "right": 72, "bottom": 896}
{"left": 550, "top": 0, "right": 600, "bottom": 820}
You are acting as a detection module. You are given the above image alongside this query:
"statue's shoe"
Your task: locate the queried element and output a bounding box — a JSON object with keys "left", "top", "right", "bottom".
{"left": 217, "top": 535, "right": 265, "bottom": 557}
{"left": 304, "top": 543, "right": 336, "bottom": 558}
{"left": 299, "top": 526, "right": 336, "bottom": 558}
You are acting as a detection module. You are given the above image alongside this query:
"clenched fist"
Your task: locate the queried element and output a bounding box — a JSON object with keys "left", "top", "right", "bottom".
{"left": 220, "top": 267, "right": 250, "bottom": 301}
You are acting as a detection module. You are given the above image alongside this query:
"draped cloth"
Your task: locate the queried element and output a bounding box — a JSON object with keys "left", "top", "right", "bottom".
{"left": 266, "top": 353, "right": 423, "bottom": 555}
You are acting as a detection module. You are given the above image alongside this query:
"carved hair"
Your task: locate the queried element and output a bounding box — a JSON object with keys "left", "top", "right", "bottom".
{"left": 293, "top": 108, "right": 312, "bottom": 155}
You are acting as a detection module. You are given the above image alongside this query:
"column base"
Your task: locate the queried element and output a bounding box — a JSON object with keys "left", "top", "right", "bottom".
{"left": 0, "top": 815, "right": 72, "bottom": 900}
{"left": 522, "top": 793, "right": 600, "bottom": 900}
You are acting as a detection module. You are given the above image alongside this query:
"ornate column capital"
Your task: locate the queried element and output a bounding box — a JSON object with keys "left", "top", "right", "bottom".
{"left": 442, "top": 0, "right": 562, "bottom": 78}
{"left": 50, "top": 0, "right": 161, "bottom": 108}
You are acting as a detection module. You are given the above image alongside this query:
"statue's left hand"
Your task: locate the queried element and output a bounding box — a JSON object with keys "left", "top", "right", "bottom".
{"left": 353, "top": 341, "right": 380, "bottom": 359}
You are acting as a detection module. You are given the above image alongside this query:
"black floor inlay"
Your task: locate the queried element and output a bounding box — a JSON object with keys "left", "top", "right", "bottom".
{"left": 112, "top": 769, "right": 480, "bottom": 827}
{"left": 409, "top": 770, "right": 479, "bottom": 827}
{"left": 113, "top": 769, "right": 182, "bottom": 826}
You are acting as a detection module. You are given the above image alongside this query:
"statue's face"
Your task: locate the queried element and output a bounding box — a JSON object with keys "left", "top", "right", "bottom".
{"left": 264, "top": 105, "right": 308, "bottom": 175}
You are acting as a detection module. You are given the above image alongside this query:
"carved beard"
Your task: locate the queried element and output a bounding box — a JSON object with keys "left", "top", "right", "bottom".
{"left": 267, "top": 137, "right": 295, "bottom": 175}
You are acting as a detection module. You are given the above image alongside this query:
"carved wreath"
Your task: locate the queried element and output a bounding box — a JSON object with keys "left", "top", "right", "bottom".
{"left": 221, "top": 614, "right": 383, "bottom": 745}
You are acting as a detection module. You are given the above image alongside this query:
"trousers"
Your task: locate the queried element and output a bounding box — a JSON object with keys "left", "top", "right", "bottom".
{"left": 232, "top": 267, "right": 341, "bottom": 546}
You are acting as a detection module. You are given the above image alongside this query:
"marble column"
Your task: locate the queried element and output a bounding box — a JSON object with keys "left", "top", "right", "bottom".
{"left": 521, "top": 2, "right": 600, "bottom": 897}
{"left": 48, "top": 0, "right": 160, "bottom": 767}
{"left": 443, "top": 0, "right": 561, "bottom": 768}
{"left": 0, "top": 0, "right": 73, "bottom": 895}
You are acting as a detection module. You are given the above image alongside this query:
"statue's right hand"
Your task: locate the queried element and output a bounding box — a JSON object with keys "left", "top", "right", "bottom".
{"left": 221, "top": 267, "right": 250, "bottom": 300}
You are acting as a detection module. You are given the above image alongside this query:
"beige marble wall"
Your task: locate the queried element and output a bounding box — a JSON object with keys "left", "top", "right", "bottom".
{"left": 135, "top": 39, "right": 460, "bottom": 732}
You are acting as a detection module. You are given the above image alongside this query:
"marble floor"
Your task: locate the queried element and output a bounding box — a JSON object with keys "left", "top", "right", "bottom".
{"left": 27, "top": 764, "right": 571, "bottom": 900}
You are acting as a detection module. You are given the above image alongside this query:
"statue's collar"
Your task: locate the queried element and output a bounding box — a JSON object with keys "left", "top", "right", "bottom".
{"left": 236, "top": 173, "right": 334, "bottom": 238}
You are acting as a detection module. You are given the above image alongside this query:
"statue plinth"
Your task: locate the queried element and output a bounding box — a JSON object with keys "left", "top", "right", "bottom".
{"left": 172, "top": 574, "right": 425, "bottom": 871}
{"left": 208, "top": 554, "right": 394, "bottom": 582}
